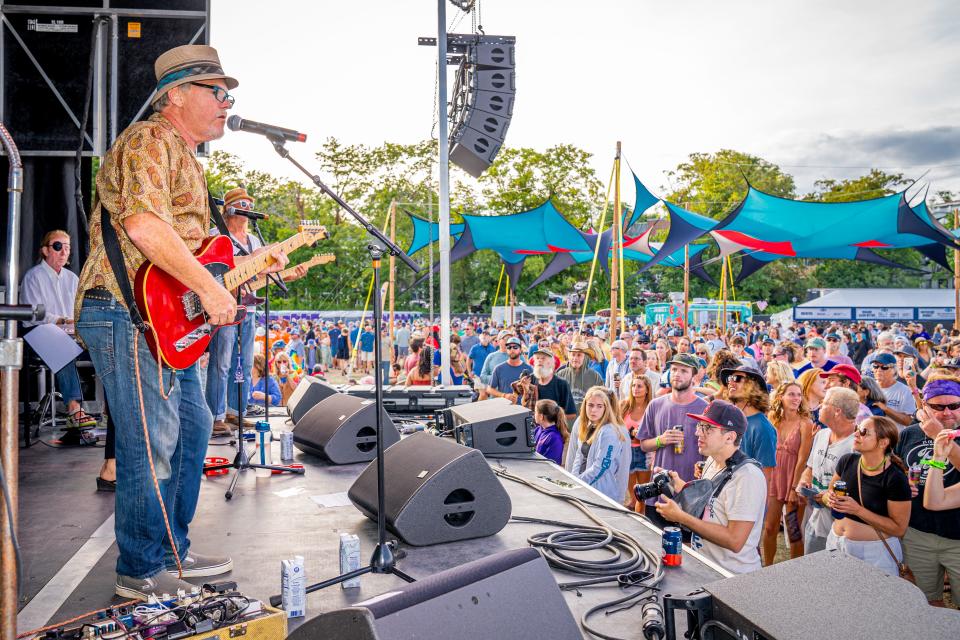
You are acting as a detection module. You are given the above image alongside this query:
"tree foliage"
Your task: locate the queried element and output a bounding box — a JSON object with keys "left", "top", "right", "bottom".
{"left": 202, "top": 143, "right": 940, "bottom": 314}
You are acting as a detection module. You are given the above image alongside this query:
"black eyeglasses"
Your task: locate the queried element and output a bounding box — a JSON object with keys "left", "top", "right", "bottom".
{"left": 855, "top": 425, "right": 875, "bottom": 437}
{"left": 506, "top": 345, "right": 521, "bottom": 350}
{"left": 826, "top": 337, "right": 840, "bottom": 342}
{"left": 926, "top": 400, "right": 960, "bottom": 412}
{"left": 192, "top": 82, "right": 235, "bottom": 107}
{"left": 46, "top": 241, "right": 69, "bottom": 251}
{"left": 728, "top": 374, "right": 747, "bottom": 383}
{"left": 871, "top": 363, "right": 893, "bottom": 370}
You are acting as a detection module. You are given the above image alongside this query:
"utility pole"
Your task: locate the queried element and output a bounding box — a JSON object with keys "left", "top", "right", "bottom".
{"left": 954, "top": 208, "right": 959, "bottom": 330}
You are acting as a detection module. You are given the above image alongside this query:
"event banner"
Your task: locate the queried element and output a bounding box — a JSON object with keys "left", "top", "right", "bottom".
{"left": 794, "top": 307, "right": 853, "bottom": 320}
{"left": 855, "top": 308, "right": 914, "bottom": 321}
{"left": 917, "top": 307, "right": 955, "bottom": 321}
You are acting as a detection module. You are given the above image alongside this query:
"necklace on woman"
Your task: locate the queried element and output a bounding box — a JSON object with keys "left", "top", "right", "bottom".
{"left": 859, "top": 455, "right": 887, "bottom": 472}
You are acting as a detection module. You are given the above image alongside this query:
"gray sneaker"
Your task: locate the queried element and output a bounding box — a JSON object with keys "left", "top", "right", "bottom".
{"left": 116, "top": 572, "right": 198, "bottom": 601}
{"left": 166, "top": 551, "right": 233, "bottom": 577}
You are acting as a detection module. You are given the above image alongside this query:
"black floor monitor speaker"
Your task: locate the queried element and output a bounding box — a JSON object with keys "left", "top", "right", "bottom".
{"left": 347, "top": 432, "right": 511, "bottom": 546}
{"left": 287, "top": 548, "right": 581, "bottom": 640}
{"left": 449, "top": 398, "right": 535, "bottom": 454}
{"left": 292, "top": 394, "right": 400, "bottom": 465}
{"left": 286, "top": 375, "right": 339, "bottom": 425}
{"left": 679, "top": 550, "right": 960, "bottom": 640}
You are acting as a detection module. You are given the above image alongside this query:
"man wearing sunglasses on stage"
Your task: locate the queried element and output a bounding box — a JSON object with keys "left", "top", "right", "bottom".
{"left": 74, "top": 44, "right": 287, "bottom": 601}
{"left": 894, "top": 378, "right": 960, "bottom": 606}
{"left": 21, "top": 230, "right": 98, "bottom": 430}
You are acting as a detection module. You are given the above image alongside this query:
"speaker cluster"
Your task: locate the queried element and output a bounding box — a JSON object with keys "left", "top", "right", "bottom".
{"left": 448, "top": 35, "right": 516, "bottom": 177}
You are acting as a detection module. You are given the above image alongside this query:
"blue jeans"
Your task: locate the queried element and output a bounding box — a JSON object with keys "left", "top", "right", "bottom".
{"left": 205, "top": 314, "right": 254, "bottom": 419}
{"left": 54, "top": 360, "right": 83, "bottom": 405}
{"left": 77, "top": 296, "right": 212, "bottom": 579}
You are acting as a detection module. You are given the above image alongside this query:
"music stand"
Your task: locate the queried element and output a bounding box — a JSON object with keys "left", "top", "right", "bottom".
{"left": 265, "top": 136, "right": 421, "bottom": 604}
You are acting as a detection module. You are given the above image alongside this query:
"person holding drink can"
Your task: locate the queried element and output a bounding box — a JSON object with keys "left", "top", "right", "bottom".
{"left": 825, "top": 416, "right": 911, "bottom": 577}
{"left": 636, "top": 354, "right": 707, "bottom": 529}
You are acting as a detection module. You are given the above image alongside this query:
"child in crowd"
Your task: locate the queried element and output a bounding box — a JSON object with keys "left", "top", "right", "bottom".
{"left": 533, "top": 399, "right": 568, "bottom": 465}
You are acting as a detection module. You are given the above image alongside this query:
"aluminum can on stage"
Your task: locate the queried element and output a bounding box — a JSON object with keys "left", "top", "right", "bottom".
{"left": 280, "top": 431, "right": 295, "bottom": 461}
{"left": 662, "top": 526, "right": 682, "bottom": 567}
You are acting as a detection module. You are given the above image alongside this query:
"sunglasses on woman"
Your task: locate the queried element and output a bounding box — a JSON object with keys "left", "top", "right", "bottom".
{"left": 855, "top": 425, "right": 875, "bottom": 437}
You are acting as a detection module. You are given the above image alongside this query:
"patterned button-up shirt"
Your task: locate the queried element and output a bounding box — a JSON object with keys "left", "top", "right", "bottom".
{"left": 76, "top": 113, "right": 209, "bottom": 317}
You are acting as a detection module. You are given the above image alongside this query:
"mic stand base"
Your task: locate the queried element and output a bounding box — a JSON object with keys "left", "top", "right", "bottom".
{"left": 267, "top": 243, "right": 415, "bottom": 609}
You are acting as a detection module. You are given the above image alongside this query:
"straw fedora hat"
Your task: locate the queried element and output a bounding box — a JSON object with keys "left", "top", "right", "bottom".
{"left": 153, "top": 44, "right": 238, "bottom": 104}
{"left": 223, "top": 187, "right": 254, "bottom": 210}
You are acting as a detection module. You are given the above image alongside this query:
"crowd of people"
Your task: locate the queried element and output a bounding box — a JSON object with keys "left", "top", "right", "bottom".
{"left": 16, "top": 40, "right": 959, "bottom": 605}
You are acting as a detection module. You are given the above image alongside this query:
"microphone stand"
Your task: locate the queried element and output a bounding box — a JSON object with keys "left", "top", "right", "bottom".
{"left": 265, "top": 135, "right": 421, "bottom": 605}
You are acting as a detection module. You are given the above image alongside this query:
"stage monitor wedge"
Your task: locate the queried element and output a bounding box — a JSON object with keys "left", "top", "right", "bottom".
{"left": 348, "top": 431, "right": 511, "bottom": 546}
{"left": 293, "top": 394, "right": 400, "bottom": 465}
{"left": 449, "top": 398, "right": 535, "bottom": 455}
{"left": 287, "top": 548, "right": 581, "bottom": 640}
{"left": 287, "top": 375, "right": 339, "bottom": 425}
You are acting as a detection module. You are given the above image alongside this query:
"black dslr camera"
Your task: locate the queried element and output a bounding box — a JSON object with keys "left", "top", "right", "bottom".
{"left": 633, "top": 470, "right": 675, "bottom": 502}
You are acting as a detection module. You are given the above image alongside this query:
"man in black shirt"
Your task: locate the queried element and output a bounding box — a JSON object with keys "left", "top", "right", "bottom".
{"left": 893, "top": 378, "right": 960, "bottom": 605}
{"left": 531, "top": 347, "right": 577, "bottom": 421}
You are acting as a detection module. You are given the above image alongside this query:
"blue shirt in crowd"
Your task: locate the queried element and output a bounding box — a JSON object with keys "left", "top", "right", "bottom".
{"left": 741, "top": 412, "right": 777, "bottom": 468}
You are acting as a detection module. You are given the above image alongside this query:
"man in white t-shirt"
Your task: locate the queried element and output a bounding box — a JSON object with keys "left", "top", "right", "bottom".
{"left": 655, "top": 399, "right": 767, "bottom": 574}
{"left": 619, "top": 346, "right": 661, "bottom": 398}
{"left": 796, "top": 386, "right": 858, "bottom": 553}
{"left": 870, "top": 352, "right": 917, "bottom": 426}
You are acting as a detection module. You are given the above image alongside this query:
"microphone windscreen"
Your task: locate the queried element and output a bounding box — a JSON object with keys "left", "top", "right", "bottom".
{"left": 226, "top": 115, "right": 243, "bottom": 131}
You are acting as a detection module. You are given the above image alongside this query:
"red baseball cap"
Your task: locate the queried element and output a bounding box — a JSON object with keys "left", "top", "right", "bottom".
{"left": 820, "top": 363, "right": 861, "bottom": 386}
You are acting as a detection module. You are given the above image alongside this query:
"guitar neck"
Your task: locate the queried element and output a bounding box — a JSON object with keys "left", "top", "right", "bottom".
{"left": 247, "top": 254, "right": 335, "bottom": 291}
{"left": 223, "top": 233, "right": 308, "bottom": 291}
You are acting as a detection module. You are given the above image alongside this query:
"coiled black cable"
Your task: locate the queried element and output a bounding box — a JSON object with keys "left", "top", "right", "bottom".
{"left": 494, "top": 466, "right": 664, "bottom": 640}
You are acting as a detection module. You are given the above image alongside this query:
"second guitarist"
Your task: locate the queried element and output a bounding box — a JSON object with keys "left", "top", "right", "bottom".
{"left": 206, "top": 187, "right": 308, "bottom": 436}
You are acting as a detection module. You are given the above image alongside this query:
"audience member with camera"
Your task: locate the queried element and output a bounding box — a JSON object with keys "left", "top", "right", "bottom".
{"left": 652, "top": 400, "right": 767, "bottom": 574}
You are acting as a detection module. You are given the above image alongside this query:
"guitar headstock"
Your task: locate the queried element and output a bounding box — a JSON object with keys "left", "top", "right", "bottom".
{"left": 298, "top": 220, "right": 329, "bottom": 245}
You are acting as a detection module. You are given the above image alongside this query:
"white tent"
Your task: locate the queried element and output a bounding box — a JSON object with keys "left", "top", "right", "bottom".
{"left": 793, "top": 288, "right": 955, "bottom": 323}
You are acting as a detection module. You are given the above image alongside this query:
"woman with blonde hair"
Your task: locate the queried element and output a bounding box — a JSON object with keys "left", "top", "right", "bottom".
{"left": 766, "top": 360, "right": 795, "bottom": 391}
{"left": 570, "top": 386, "right": 631, "bottom": 502}
{"left": 645, "top": 350, "right": 661, "bottom": 373}
{"left": 762, "top": 381, "right": 816, "bottom": 564}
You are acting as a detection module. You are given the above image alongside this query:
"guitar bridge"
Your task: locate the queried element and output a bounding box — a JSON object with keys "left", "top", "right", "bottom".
{"left": 181, "top": 292, "right": 203, "bottom": 321}
{"left": 175, "top": 324, "right": 212, "bottom": 352}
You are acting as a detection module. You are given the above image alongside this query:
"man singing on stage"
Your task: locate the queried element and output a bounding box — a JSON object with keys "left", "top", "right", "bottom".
{"left": 74, "top": 44, "right": 287, "bottom": 600}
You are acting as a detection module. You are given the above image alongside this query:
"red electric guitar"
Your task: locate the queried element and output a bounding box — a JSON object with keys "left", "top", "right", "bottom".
{"left": 134, "top": 221, "right": 328, "bottom": 370}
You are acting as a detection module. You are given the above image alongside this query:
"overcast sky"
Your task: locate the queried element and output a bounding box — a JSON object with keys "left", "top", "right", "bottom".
{"left": 209, "top": 0, "right": 960, "bottom": 204}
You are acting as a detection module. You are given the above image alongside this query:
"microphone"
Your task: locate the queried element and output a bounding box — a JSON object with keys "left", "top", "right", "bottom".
{"left": 226, "top": 206, "right": 269, "bottom": 221}
{"left": 227, "top": 115, "right": 307, "bottom": 143}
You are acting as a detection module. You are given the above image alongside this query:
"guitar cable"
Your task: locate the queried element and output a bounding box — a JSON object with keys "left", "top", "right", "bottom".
{"left": 133, "top": 329, "right": 184, "bottom": 580}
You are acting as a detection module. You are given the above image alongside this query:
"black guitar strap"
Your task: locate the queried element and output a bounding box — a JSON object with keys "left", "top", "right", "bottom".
{"left": 100, "top": 205, "right": 148, "bottom": 334}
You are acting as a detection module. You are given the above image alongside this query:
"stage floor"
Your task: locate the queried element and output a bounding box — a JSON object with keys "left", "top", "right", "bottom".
{"left": 15, "top": 414, "right": 728, "bottom": 639}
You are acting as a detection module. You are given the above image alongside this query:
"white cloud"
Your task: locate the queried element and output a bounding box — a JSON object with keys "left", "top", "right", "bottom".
{"left": 208, "top": 0, "right": 960, "bottom": 200}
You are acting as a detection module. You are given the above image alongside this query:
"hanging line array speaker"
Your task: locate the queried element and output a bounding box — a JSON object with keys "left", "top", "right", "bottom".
{"left": 448, "top": 35, "right": 515, "bottom": 178}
